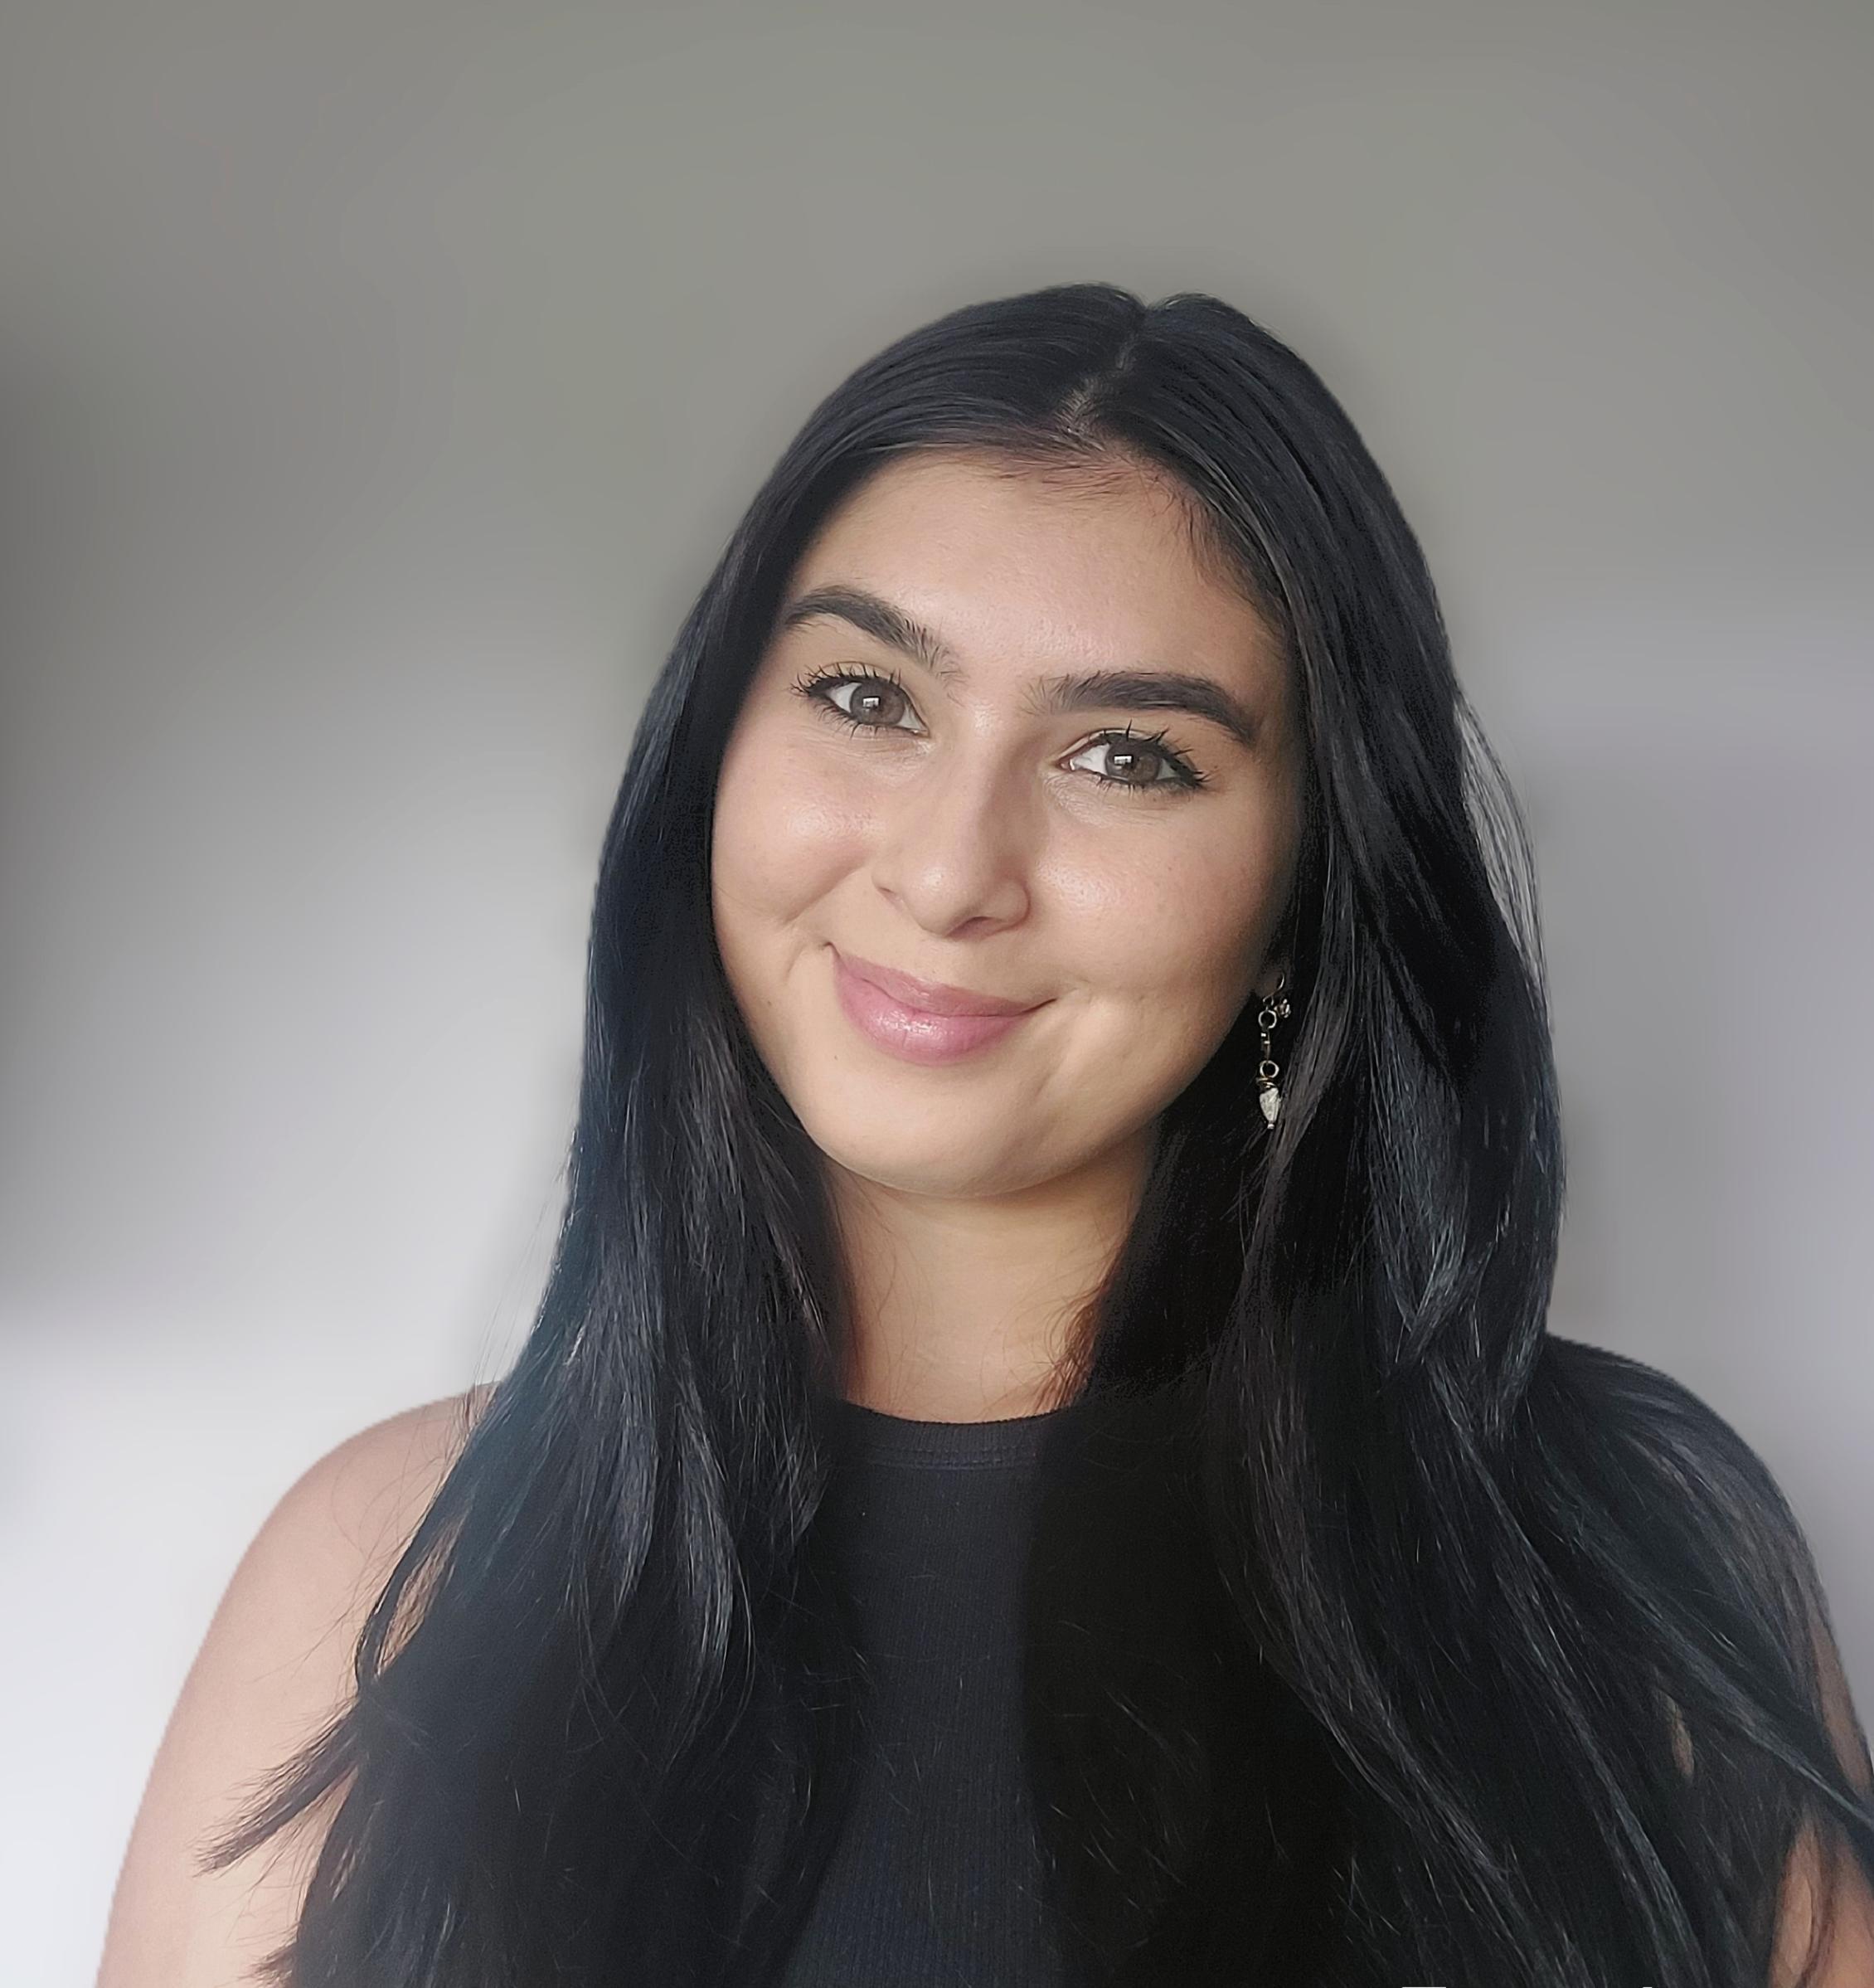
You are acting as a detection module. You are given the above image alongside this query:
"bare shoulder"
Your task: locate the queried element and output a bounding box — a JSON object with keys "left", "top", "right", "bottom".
{"left": 1773, "top": 1606, "right": 1874, "bottom": 1987}
{"left": 1541, "top": 1339, "right": 1874, "bottom": 1983}
{"left": 96, "top": 1385, "right": 495, "bottom": 1988}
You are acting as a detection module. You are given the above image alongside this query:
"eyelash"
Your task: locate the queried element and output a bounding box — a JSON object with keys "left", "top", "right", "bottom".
{"left": 789, "top": 664, "right": 1211, "bottom": 797}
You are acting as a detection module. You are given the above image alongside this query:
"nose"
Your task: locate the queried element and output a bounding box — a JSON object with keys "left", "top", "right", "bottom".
{"left": 868, "top": 749, "right": 1033, "bottom": 938}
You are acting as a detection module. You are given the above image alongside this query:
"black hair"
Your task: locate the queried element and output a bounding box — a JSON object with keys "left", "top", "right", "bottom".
{"left": 212, "top": 281, "right": 1874, "bottom": 1986}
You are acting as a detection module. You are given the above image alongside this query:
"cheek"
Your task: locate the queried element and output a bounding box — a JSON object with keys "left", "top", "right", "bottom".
{"left": 711, "top": 723, "right": 856, "bottom": 933}
{"left": 1062, "top": 823, "right": 1284, "bottom": 1032}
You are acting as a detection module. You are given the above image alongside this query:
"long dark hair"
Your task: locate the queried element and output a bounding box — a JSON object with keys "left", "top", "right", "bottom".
{"left": 213, "top": 282, "right": 1874, "bottom": 1986}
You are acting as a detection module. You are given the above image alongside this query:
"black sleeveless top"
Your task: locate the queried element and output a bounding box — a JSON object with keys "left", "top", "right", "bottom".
{"left": 777, "top": 1397, "right": 1073, "bottom": 1987}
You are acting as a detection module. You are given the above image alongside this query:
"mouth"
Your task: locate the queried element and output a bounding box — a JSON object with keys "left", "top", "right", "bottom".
{"left": 833, "top": 947, "right": 1042, "bottom": 1017}
{"left": 828, "top": 945, "right": 1049, "bottom": 1066}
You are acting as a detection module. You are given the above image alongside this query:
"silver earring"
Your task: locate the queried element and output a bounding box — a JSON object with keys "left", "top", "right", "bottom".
{"left": 1256, "top": 973, "right": 1291, "bottom": 1127}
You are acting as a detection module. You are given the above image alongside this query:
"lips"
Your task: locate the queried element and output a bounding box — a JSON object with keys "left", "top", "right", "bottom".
{"left": 829, "top": 945, "right": 1047, "bottom": 1066}
{"left": 833, "top": 948, "right": 1040, "bottom": 1017}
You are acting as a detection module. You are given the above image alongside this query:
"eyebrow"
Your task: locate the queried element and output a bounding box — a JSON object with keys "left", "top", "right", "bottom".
{"left": 775, "top": 583, "right": 1265, "bottom": 750}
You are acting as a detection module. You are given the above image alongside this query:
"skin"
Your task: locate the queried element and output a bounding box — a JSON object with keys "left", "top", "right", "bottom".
{"left": 95, "top": 446, "right": 1874, "bottom": 1985}
{"left": 95, "top": 1390, "right": 488, "bottom": 1987}
{"left": 710, "top": 446, "right": 1303, "bottom": 1419}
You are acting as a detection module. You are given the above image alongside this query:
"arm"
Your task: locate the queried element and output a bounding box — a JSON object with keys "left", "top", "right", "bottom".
{"left": 1771, "top": 1605, "right": 1874, "bottom": 1988}
{"left": 95, "top": 1389, "right": 488, "bottom": 1988}
{"left": 1548, "top": 1336, "right": 1874, "bottom": 1987}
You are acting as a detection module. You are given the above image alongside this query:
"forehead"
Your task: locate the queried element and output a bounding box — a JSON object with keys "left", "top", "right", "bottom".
{"left": 782, "top": 449, "right": 1282, "bottom": 689}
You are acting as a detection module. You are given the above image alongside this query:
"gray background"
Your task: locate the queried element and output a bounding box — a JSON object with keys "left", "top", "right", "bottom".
{"left": 2, "top": 2, "right": 1869, "bottom": 1980}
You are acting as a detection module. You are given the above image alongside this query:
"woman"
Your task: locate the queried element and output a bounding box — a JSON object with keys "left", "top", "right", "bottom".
{"left": 100, "top": 282, "right": 1874, "bottom": 1986}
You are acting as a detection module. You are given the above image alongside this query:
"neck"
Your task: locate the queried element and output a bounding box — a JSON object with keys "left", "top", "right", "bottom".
{"left": 825, "top": 1128, "right": 1153, "bottom": 1422}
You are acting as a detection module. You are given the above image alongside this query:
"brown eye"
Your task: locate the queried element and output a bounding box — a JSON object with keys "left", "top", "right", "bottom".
{"left": 1098, "top": 740, "right": 1166, "bottom": 783}
{"left": 841, "top": 679, "right": 911, "bottom": 726}
{"left": 794, "top": 667, "right": 925, "bottom": 735}
{"left": 1066, "top": 730, "right": 1206, "bottom": 795}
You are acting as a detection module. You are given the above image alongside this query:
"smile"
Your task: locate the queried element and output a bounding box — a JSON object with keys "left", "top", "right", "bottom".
{"left": 829, "top": 945, "right": 1048, "bottom": 1066}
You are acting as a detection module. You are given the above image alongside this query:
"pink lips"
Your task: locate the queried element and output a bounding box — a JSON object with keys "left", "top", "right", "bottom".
{"left": 830, "top": 946, "right": 1046, "bottom": 1066}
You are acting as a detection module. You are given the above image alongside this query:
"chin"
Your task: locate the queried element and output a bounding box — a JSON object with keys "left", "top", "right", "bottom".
{"left": 796, "top": 1095, "right": 1028, "bottom": 1199}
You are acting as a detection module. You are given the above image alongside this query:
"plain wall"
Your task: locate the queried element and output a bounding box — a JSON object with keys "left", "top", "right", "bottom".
{"left": 2, "top": 2, "right": 1869, "bottom": 1980}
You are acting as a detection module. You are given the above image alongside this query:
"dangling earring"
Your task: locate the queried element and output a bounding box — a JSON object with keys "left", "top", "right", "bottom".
{"left": 1256, "top": 972, "right": 1292, "bottom": 1127}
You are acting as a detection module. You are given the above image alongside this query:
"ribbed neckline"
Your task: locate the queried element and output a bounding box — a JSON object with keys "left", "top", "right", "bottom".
{"left": 832, "top": 1396, "right": 1074, "bottom": 1468}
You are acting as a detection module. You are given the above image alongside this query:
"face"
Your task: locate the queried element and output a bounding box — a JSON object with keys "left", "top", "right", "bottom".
{"left": 710, "top": 448, "right": 1304, "bottom": 1204}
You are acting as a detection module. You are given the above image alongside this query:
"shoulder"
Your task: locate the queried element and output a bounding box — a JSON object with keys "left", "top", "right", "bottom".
{"left": 1537, "top": 1330, "right": 1780, "bottom": 1476}
{"left": 1533, "top": 1333, "right": 1822, "bottom": 1587}
{"left": 1532, "top": 1333, "right": 1862, "bottom": 1746}
{"left": 236, "top": 1383, "right": 494, "bottom": 1614}
{"left": 1537, "top": 1338, "right": 1874, "bottom": 1984}
{"left": 96, "top": 1385, "right": 494, "bottom": 1988}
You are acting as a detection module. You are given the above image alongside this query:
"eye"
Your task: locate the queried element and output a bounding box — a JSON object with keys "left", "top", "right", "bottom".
{"left": 791, "top": 668, "right": 1208, "bottom": 800}
{"left": 792, "top": 665, "right": 925, "bottom": 736}
{"left": 1064, "top": 727, "right": 1207, "bottom": 796}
